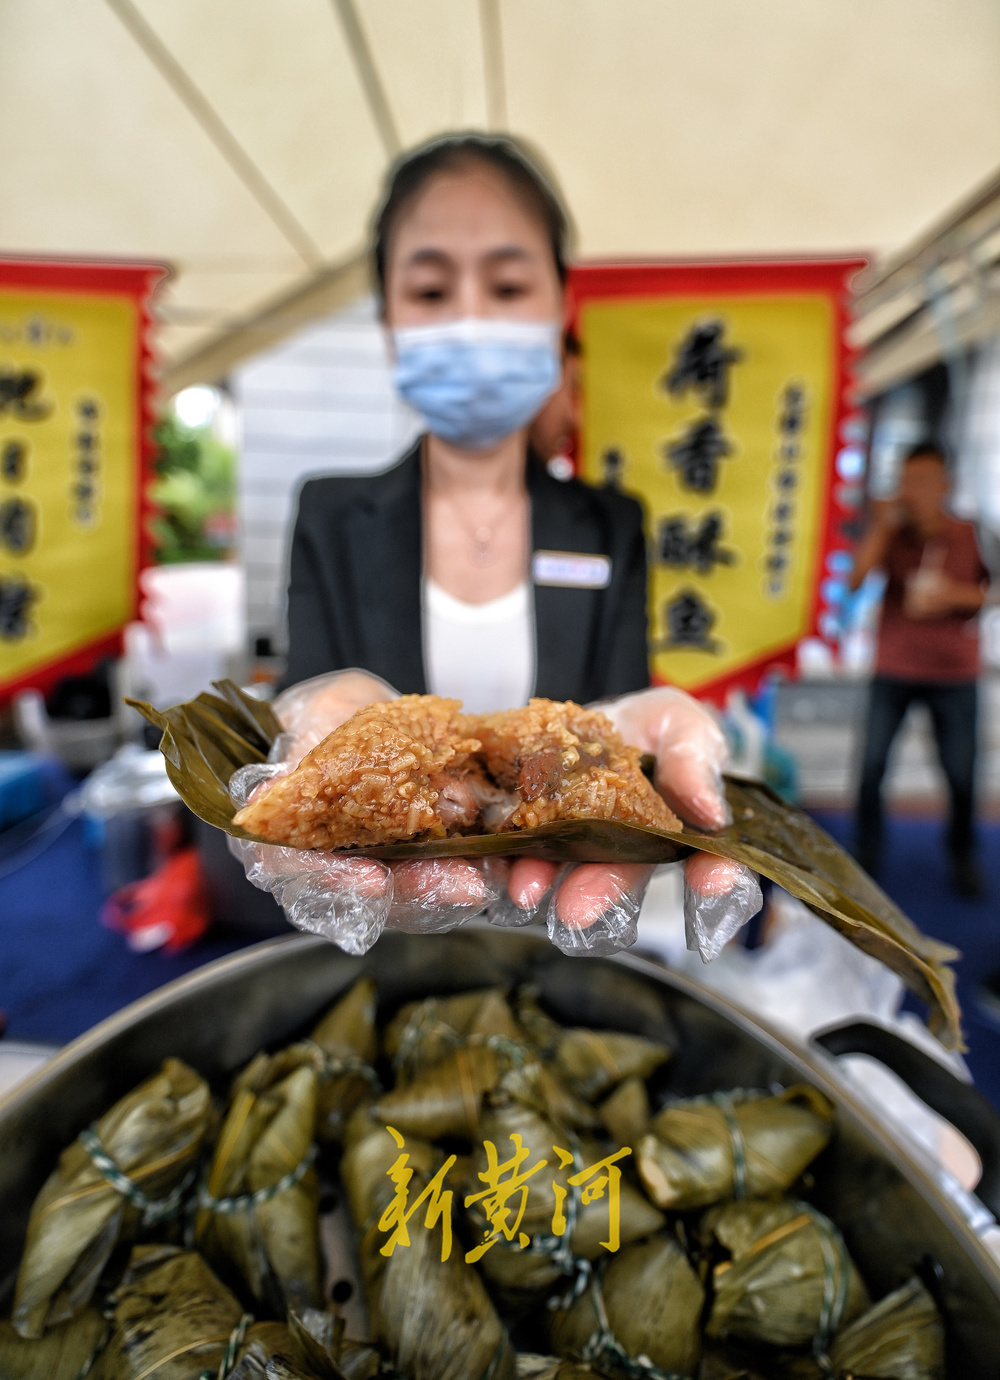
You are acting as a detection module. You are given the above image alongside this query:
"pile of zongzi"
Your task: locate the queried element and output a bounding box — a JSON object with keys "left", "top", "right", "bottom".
{"left": 1, "top": 978, "right": 946, "bottom": 1380}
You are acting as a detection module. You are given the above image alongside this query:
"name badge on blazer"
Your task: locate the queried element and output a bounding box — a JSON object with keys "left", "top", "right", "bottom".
{"left": 532, "top": 550, "right": 612, "bottom": 589}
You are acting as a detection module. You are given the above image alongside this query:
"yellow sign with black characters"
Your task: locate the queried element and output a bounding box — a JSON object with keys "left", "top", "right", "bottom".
{"left": 572, "top": 262, "right": 861, "bottom": 700}
{"left": 0, "top": 262, "right": 164, "bottom": 699}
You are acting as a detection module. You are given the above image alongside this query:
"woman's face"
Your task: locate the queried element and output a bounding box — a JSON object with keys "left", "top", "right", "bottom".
{"left": 383, "top": 164, "right": 563, "bottom": 329}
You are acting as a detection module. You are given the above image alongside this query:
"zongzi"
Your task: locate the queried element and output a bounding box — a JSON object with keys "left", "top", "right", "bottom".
{"left": 195, "top": 1057, "right": 323, "bottom": 1316}
{"left": 549, "top": 1234, "right": 704, "bottom": 1378}
{"left": 232, "top": 696, "right": 679, "bottom": 849}
{"left": 705, "top": 1199, "right": 869, "bottom": 1348}
{"left": 342, "top": 1117, "right": 516, "bottom": 1380}
{"left": 303, "top": 976, "right": 382, "bottom": 1142}
{"left": 827, "top": 1275, "right": 945, "bottom": 1380}
{"left": 0, "top": 1309, "right": 106, "bottom": 1380}
{"left": 13, "top": 1058, "right": 210, "bottom": 1338}
{"left": 554, "top": 1028, "right": 671, "bottom": 1103}
{"left": 637, "top": 1086, "right": 834, "bottom": 1211}
{"left": 599, "top": 1077, "right": 651, "bottom": 1147}
{"left": 89, "top": 1245, "right": 244, "bottom": 1380}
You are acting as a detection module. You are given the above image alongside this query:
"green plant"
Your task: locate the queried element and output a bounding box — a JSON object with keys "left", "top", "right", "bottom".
{"left": 148, "top": 415, "right": 237, "bottom": 563}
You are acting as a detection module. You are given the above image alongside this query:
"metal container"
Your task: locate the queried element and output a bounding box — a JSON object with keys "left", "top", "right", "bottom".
{"left": 2, "top": 926, "right": 1000, "bottom": 1372}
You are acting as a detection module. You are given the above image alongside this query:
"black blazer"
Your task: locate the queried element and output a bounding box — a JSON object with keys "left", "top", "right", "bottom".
{"left": 283, "top": 439, "right": 650, "bottom": 703}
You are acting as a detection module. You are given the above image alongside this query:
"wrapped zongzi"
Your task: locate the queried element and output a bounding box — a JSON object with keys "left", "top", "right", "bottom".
{"left": 705, "top": 1199, "right": 869, "bottom": 1349}
{"left": 554, "top": 1029, "right": 671, "bottom": 1103}
{"left": 195, "top": 1056, "right": 323, "bottom": 1315}
{"left": 637, "top": 1086, "right": 835, "bottom": 1211}
{"left": 0, "top": 1309, "right": 106, "bottom": 1380}
{"left": 297, "top": 976, "right": 382, "bottom": 1142}
{"left": 827, "top": 1275, "right": 945, "bottom": 1380}
{"left": 342, "top": 1114, "right": 516, "bottom": 1380}
{"left": 89, "top": 1245, "right": 244, "bottom": 1380}
{"left": 13, "top": 1058, "right": 210, "bottom": 1338}
{"left": 550, "top": 1234, "right": 704, "bottom": 1378}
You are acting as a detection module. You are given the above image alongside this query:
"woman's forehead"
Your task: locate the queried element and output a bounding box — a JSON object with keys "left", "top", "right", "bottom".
{"left": 389, "top": 166, "right": 551, "bottom": 264}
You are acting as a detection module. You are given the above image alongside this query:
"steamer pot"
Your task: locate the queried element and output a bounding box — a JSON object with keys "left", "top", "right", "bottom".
{"left": 2, "top": 926, "right": 999, "bottom": 1371}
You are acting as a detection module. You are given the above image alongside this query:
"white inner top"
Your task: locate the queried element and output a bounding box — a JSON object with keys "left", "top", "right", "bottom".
{"left": 423, "top": 578, "right": 535, "bottom": 714}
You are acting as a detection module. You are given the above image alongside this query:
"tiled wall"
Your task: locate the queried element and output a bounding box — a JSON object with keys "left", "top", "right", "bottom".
{"left": 233, "top": 297, "right": 419, "bottom": 651}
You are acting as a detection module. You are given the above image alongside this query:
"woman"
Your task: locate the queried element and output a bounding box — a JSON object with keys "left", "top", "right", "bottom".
{"left": 284, "top": 135, "right": 647, "bottom": 709}
{"left": 250, "top": 134, "right": 757, "bottom": 946}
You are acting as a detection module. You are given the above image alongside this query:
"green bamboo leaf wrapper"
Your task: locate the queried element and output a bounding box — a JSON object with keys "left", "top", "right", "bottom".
{"left": 373, "top": 1044, "right": 504, "bottom": 1141}
{"left": 230, "top": 1314, "right": 350, "bottom": 1380}
{"left": 377, "top": 1209, "right": 517, "bottom": 1380}
{"left": 827, "top": 1275, "right": 945, "bottom": 1380}
{"left": 705, "top": 1199, "right": 870, "bottom": 1348}
{"left": 196, "top": 1058, "right": 323, "bottom": 1316}
{"left": 12, "top": 1058, "right": 210, "bottom": 1338}
{"left": 466, "top": 1096, "right": 574, "bottom": 1295}
{"left": 252, "top": 978, "right": 381, "bottom": 1144}
{"left": 568, "top": 1135, "right": 665, "bottom": 1262}
{"left": 340, "top": 1115, "right": 437, "bottom": 1308}
{"left": 0, "top": 1309, "right": 106, "bottom": 1379}
{"left": 89, "top": 1245, "right": 244, "bottom": 1380}
{"left": 516, "top": 1357, "right": 600, "bottom": 1379}
{"left": 341, "top": 1117, "right": 516, "bottom": 1380}
{"left": 131, "top": 681, "right": 961, "bottom": 1048}
{"left": 384, "top": 988, "right": 524, "bottom": 1079}
{"left": 549, "top": 1234, "right": 704, "bottom": 1378}
{"left": 636, "top": 1086, "right": 835, "bottom": 1211}
{"left": 283, "top": 1310, "right": 381, "bottom": 1380}
{"left": 599, "top": 1077, "right": 651, "bottom": 1147}
{"left": 555, "top": 1029, "right": 671, "bottom": 1103}
{"left": 498, "top": 1060, "right": 603, "bottom": 1134}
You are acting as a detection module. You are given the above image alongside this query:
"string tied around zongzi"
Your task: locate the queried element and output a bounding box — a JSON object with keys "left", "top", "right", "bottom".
{"left": 196, "top": 1144, "right": 318, "bottom": 1215}
{"left": 78, "top": 1126, "right": 199, "bottom": 1228}
{"left": 296, "top": 1039, "right": 384, "bottom": 1093}
{"left": 392, "top": 999, "right": 534, "bottom": 1082}
{"left": 197, "top": 1312, "right": 253, "bottom": 1380}
{"left": 580, "top": 1265, "right": 690, "bottom": 1380}
{"left": 803, "top": 1204, "right": 854, "bottom": 1373}
{"left": 708, "top": 1091, "right": 748, "bottom": 1200}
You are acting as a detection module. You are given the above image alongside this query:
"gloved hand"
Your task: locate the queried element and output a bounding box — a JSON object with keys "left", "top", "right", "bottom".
{"left": 229, "top": 670, "right": 506, "bottom": 951}
{"left": 229, "top": 674, "right": 761, "bottom": 959}
{"left": 486, "top": 687, "right": 762, "bottom": 957}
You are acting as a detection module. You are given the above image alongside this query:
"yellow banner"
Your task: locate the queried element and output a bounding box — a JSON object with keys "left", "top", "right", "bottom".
{"left": 0, "top": 287, "right": 142, "bottom": 690}
{"left": 579, "top": 291, "right": 838, "bottom": 696}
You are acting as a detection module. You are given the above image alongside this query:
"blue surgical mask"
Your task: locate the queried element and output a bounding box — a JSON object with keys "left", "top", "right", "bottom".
{"left": 392, "top": 317, "right": 561, "bottom": 450}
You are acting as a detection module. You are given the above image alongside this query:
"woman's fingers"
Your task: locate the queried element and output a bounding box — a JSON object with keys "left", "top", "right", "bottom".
{"left": 553, "top": 863, "right": 656, "bottom": 930}
{"left": 387, "top": 858, "right": 501, "bottom": 934}
{"left": 507, "top": 858, "right": 560, "bottom": 910}
{"left": 682, "top": 852, "right": 762, "bottom": 962}
{"left": 655, "top": 746, "right": 729, "bottom": 832}
{"left": 390, "top": 858, "right": 491, "bottom": 906}
{"left": 603, "top": 687, "right": 730, "bottom": 832}
{"left": 682, "top": 850, "right": 745, "bottom": 896}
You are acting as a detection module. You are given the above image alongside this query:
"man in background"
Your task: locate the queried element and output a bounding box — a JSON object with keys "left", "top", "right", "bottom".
{"left": 850, "top": 442, "right": 990, "bottom": 896}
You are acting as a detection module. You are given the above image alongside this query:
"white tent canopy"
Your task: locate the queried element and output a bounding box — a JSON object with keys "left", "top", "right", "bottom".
{"left": 3, "top": 0, "right": 999, "bottom": 392}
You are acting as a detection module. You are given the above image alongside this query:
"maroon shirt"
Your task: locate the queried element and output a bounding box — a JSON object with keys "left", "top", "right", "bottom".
{"left": 875, "top": 517, "right": 988, "bottom": 682}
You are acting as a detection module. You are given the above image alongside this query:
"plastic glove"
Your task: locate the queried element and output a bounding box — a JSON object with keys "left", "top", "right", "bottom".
{"left": 487, "top": 687, "right": 762, "bottom": 959}
{"left": 229, "top": 673, "right": 760, "bottom": 960}
{"left": 229, "top": 670, "right": 503, "bottom": 953}
{"left": 271, "top": 668, "right": 398, "bottom": 765}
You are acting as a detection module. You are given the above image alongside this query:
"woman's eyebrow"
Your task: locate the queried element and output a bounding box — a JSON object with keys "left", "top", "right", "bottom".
{"left": 403, "top": 247, "right": 453, "bottom": 270}
{"left": 484, "top": 245, "right": 534, "bottom": 266}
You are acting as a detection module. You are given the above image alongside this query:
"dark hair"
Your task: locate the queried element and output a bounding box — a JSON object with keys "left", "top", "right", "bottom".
{"left": 372, "top": 132, "right": 571, "bottom": 306}
{"left": 903, "top": 441, "right": 948, "bottom": 467}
